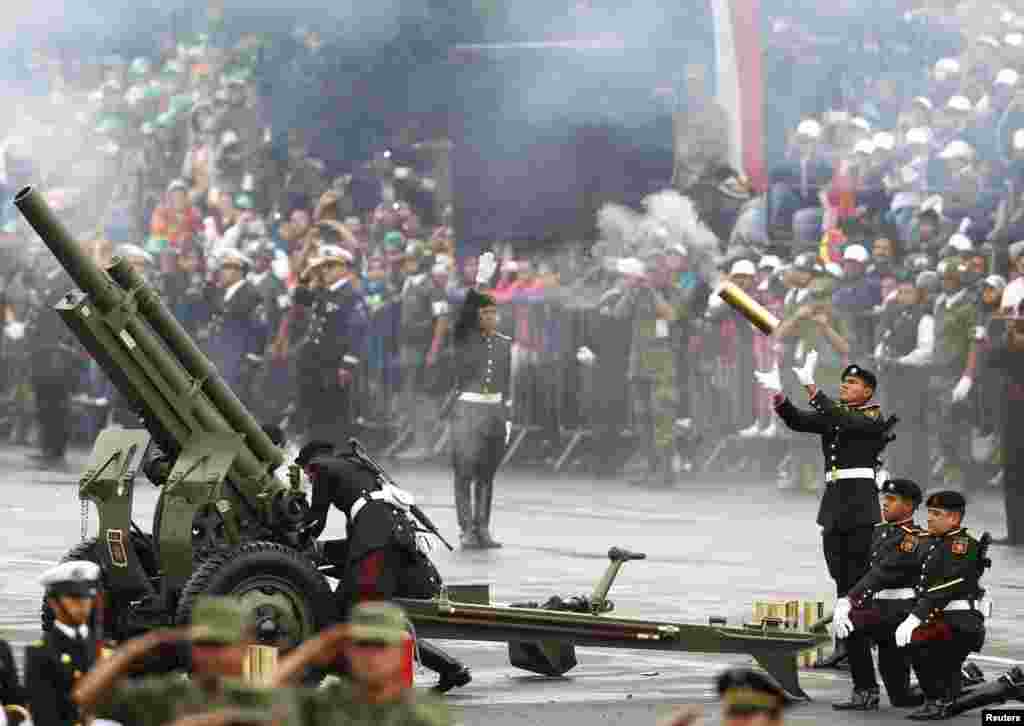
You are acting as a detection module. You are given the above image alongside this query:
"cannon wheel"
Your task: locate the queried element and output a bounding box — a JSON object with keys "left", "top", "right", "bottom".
{"left": 40, "top": 533, "right": 158, "bottom": 640}
{"left": 176, "top": 541, "right": 335, "bottom": 655}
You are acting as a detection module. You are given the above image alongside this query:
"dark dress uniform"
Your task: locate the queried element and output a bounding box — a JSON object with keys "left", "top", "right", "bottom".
{"left": 300, "top": 448, "right": 470, "bottom": 692}
{"left": 840, "top": 511, "right": 926, "bottom": 707}
{"left": 877, "top": 303, "right": 932, "bottom": 488}
{"left": 986, "top": 342, "right": 1024, "bottom": 545}
{"left": 773, "top": 381, "right": 895, "bottom": 596}
{"left": 205, "top": 278, "right": 267, "bottom": 399}
{"left": 26, "top": 561, "right": 101, "bottom": 726}
{"left": 293, "top": 278, "right": 369, "bottom": 445}
{"left": 908, "top": 525, "right": 987, "bottom": 715}
{"left": 27, "top": 270, "right": 79, "bottom": 463}
{"left": 0, "top": 638, "right": 24, "bottom": 709}
{"left": 450, "top": 291, "right": 512, "bottom": 548}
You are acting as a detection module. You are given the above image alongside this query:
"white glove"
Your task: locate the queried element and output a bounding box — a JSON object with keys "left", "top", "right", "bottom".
{"left": 476, "top": 251, "right": 497, "bottom": 286}
{"left": 792, "top": 350, "right": 819, "bottom": 386}
{"left": 895, "top": 613, "right": 922, "bottom": 647}
{"left": 753, "top": 366, "right": 783, "bottom": 393}
{"left": 576, "top": 346, "right": 596, "bottom": 366}
{"left": 952, "top": 375, "right": 973, "bottom": 403}
{"left": 4, "top": 321, "right": 25, "bottom": 340}
{"left": 832, "top": 597, "right": 854, "bottom": 639}
{"left": 505, "top": 420, "right": 512, "bottom": 446}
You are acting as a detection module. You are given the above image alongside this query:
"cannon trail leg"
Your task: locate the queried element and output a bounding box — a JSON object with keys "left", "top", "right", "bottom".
{"left": 752, "top": 651, "right": 810, "bottom": 702}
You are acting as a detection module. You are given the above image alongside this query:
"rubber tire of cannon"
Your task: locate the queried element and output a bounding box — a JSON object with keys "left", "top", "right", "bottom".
{"left": 175, "top": 541, "right": 335, "bottom": 682}
{"left": 40, "top": 533, "right": 158, "bottom": 640}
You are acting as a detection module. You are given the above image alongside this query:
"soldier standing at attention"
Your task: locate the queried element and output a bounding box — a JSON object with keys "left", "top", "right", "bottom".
{"left": 832, "top": 478, "right": 926, "bottom": 711}
{"left": 756, "top": 358, "right": 896, "bottom": 667}
{"left": 75, "top": 597, "right": 298, "bottom": 726}
{"left": 25, "top": 561, "right": 101, "bottom": 726}
{"left": 292, "top": 245, "right": 368, "bottom": 445}
{"left": 449, "top": 252, "right": 511, "bottom": 549}
{"left": 614, "top": 253, "right": 686, "bottom": 487}
{"left": 275, "top": 603, "right": 451, "bottom": 725}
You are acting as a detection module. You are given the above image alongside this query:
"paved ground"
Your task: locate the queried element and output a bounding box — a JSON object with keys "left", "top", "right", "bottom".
{"left": 1, "top": 442, "right": 1022, "bottom": 725}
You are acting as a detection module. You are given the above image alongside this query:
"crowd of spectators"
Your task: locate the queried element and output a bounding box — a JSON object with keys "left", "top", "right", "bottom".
{"left": 0, "top": 1, "right": 1018, "bottom": 508}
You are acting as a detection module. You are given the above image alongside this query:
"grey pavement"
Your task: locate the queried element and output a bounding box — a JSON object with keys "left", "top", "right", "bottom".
{"left": 0, "top": 442, "right": 1022, "bottom": 724}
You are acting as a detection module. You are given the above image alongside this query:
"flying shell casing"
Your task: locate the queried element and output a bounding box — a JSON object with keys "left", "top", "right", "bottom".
{"left": 717, "top": 280, "right": 780, "bottom": 335}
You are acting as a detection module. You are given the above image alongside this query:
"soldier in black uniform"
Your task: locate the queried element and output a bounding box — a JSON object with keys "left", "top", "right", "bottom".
{"left": 0, "top": 634, "right": 25, "bottom": 715}
{"left": 25, "top": 561, "right": 100, "bottom": 726}
{"left": 759, "top": 358, "right": 897, "bottom": 666}
{"left": 295, "top": 442, "right": 472, "bottom": 693}
{"left": 292, "top": 245, "right": 368, "bottom": 445}
{"left": 897, "top": 491, "right": 988, "bottom": 721}
{"left": 875, "top": 277, "right": 935, "bottom": 488}
{"left": 26, "top": 267, "right": 80, "bottom": 468}
{"left": 201, "top": 249, "right": 267, "bottom": 405}
{"left": 448, "top": 254, "right": 511, "bottom": 549}
{"left": 832, "top": 478, "right": 925, "bottom": 711}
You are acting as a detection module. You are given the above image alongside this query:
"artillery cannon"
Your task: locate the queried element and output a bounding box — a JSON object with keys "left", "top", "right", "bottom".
{"left": 19, "top": 187, "right": 826, "bottom": 695}
{"left": 17, "top": 186, "right": 333, "bottom": 651}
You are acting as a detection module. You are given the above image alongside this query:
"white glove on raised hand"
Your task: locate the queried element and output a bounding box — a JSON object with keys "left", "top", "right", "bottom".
{"left": 792, "top": 350, "right": 819, "bottom": 386}
{"left": 754, "top": 366, "right": 783, "bottom": 393}
{"left": 476, "top": 251, "right": 497, "bottom": 287}
{"left": 895, "top": 614, "right": 922, "bottom": 647}
{"left": 505, "top": 421, "right": 512, "bottom": 446}
{"left": 832, "top": 597, "right": 854, "bottom": 639}
{"left": 576, "top": 346, "right": 597, "bottom": 366}
{"left": 952, "top": 375, "right": 973, "bottom": 403}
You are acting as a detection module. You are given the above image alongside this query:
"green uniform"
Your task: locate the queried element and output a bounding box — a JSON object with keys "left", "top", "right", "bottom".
{"left": 92, "top": 675, "right": 299, "bottom": 726}
{"left": 933, "top": 287, "right": 979, "bottom": 485}
{"left": 614, "top": 284, "right": 686, "bottom": 479}
{"left": 296, "top": 679, "right": 451, "bottom": 726}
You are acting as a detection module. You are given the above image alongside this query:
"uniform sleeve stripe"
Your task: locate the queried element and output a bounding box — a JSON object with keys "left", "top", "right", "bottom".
{"left": 925, "top": 577, "right": 965, "bottom": 593}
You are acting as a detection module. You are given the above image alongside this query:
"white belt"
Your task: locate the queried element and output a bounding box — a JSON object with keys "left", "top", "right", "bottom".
{"left": 458, "top": 392, "right": 503, "bottom": 404}
{"left": 874, "top": 588, "right": 916, "bottom": 600}
{"left": 825, "top": 467, "right": 876, "bottom": 482}
{"left": 945, "top": 598, "right": 992, "bottom": 617}
{"left": 348, "top": 484, "right": 416, "bottom": 521}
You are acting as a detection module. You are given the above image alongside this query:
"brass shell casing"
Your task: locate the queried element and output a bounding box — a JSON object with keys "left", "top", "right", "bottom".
{"left": 717, "top": 280, "right": 780, "bottom": 335}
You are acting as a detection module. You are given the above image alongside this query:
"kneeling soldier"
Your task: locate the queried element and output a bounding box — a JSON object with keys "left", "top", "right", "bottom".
{"left": 832, "top": 478, "right": 925, "bottom": 711}
{"left": 26, "top": 561, "right": 101, "bottom": 726}
{"left": 897, "top": 491, "right": 989, "bottom": 721}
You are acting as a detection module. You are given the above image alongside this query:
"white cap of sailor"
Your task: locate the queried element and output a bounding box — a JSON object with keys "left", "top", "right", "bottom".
{"left": 40, "top": 560, "right": 101, "bottom": 598}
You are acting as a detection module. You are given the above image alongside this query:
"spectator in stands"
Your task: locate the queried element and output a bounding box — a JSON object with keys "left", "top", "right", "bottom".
{"left": 1000, "top": 241, "right": 1024, "bottom": 312}
{"left": 768, "top": 119, "right": 831, "bottom": 240}
{"left": 833, "top": 243, "right": 882, "bottom": 357}
{"left": 149, "top": 179, "right": 202, "bottom": 254}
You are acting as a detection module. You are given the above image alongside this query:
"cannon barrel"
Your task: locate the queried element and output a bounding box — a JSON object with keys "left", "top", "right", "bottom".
{"left": 14, "top": 186, "right": 284, "bottom": 483}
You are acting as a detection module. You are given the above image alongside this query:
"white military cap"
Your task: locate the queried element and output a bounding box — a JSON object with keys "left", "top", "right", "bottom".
{"left": 1005, "top": 32, "right": 1024, "bottom": 47}
{"left": 1008, "top": 240, "right": 1024, "bottom": 260}
{"left": 796, "top": 119, "right": 822, "bottom": 138}
{"left": 946, "top": 95, "right": 973, "bottom": 113}
{"left": 853, "top": 139, "right": 875, "bottom": 155}
{"left": 872, "top": 132, "right": 896, "bottom": 150}
{"left": 730, "top": 259, "right": 757, "bottom": 276}
{"left": 1013, "top": 129, "right": 1024, "bottom": 150}
{"left": 843, "top": 244, "right": 869, "bottom": 263}
{"left": 996, "top": 68, "right": 1020, "bottom": 85}
{"left": 114, "top": 244, "right": 154, "bottom": 265}
{"left": 939, "top": 139, "right": 974, "bottom": 159}
{"left": 307, "top": 244, "right": 353, "bottom": 269}
{"left": 40, "top": 560, "right": 101, "bottom": 596}
{"left": 617, "top": 258, "right": 646, "bottom": 277}
{"left": 948, "top": 233, "right": 973, "bottom": 252}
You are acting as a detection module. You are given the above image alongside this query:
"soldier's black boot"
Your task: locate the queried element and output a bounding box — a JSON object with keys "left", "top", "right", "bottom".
{"left": 475, "top": 479, "right": 502, "bottom": 548}
{"left": 906, "top": 699, "right": 941, "bottom": 720}
{"left": 419, "top": 641, "right": 472, "bottom": 693}
{"left": 455, "top": 476, "right": 479, "bottom": 549}
{"left": 833, "top": 688, "right": 880, "bottom": 711}
{"left": 815, "top": 638, "right": 849, "bottom": 668}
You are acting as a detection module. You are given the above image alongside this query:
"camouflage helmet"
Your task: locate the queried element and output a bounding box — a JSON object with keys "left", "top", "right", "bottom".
{"left": 347, "top": 602, "right": 409, "bottom": 645}
{"left": 190, "top": 596, "right": 247, "bottom": 645}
